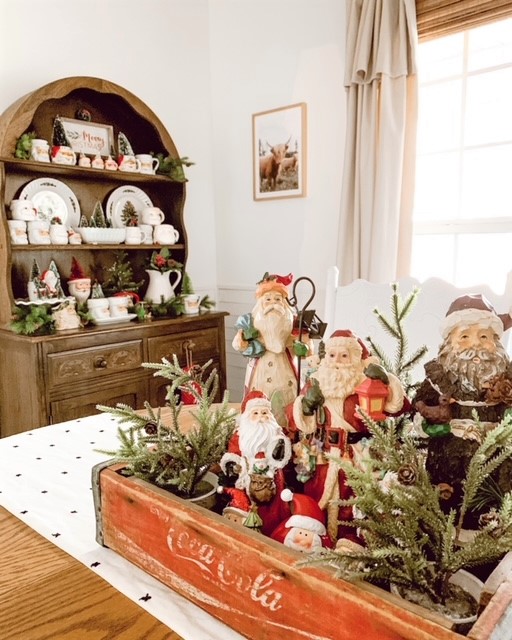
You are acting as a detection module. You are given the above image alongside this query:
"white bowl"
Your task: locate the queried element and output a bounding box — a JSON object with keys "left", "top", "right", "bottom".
{"left": 78, "top": 228, "right": 126, "bottom": 244}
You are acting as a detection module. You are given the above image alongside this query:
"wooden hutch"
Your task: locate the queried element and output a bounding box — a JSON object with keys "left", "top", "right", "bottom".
{"left": 0, "top": 76, "right": 227, "bottom": 437}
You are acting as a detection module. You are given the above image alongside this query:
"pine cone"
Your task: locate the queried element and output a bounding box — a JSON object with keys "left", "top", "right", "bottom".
{"left": 397, "top": 464, "right": 416, "bottom": 486}
{"left": 485, "top": 374, "right": 512, "bottom": 404}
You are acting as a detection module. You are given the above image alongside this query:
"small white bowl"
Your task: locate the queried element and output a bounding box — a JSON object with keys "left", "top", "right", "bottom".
{"left": 78, "top": 228, "right": 126, "bottom": 244}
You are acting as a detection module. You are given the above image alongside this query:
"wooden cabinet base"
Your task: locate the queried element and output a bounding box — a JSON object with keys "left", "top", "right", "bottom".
{"left": 93, "top": 461, "right": 512, "bottom": 640}
{"left": 0, "top": 312, "right": 227, "bottom": 437}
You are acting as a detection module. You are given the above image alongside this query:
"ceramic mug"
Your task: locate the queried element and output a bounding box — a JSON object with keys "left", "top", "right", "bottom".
{"left": 10, "top": 199, "right": 37, "bottom": 221}
{"left": 108, "top": 296, "right": 131, "bottom": 317}
{"left": 125, "top": 227, "right": 146, "bottom": 245}
{"left": 141, "top": 207, "right": 165, "bottom": 225}
{"left": 117, "top": 155, "right": 141, "bottom": 173}
{"left": 68, "top": 278, "right": 91, "bottom": 304}
{"left": 51, "top": 145, "right": 77, "bottom": 165}
{"left": 136, "top": 154, "right": 160, "bottom": 175}
{"left": 30, "top": 138, "right": 50, "bottom": 162}
{"left": 27, "top": 220, "right": 51, "bottom": 245}
{"left": 139, "top": 224, "right": 153, "bottom": 244}
{"left": 87, "top": 298, "right": 110, "bottom": 320}
{"left": 183, "top": 294, "right": 201, "bottom": 315}
{"left": 153, "top": 223, "right": 179, "bottom": 245}
{"left": 49, "top": 224, "right": 69, "bottom": 244}
{"left": 7, "top": 220, "right": 28, "bottom": 245}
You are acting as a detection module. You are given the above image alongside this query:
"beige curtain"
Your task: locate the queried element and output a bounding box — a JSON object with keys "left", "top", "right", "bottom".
{"left": 337, "top": 0, "right": 418, "bottom": 284}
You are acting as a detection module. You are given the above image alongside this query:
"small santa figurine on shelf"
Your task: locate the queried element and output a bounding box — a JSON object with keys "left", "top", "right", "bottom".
{"left": 270, "top": 489, "right": 333, "bottom": 552}
{"left": 220, "top": 390, "right": 293, "bottom": 535}
{"left": 287, "top": 329, "right": 408, "bottom": 542}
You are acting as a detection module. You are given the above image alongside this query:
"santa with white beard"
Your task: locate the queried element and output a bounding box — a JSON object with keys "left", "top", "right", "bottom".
{"left": 232, "top": 274, "right": 309, "bottom": 425}
{"left": 288, "top": 330, "right": 407, "bottom": 542}
{"left": 220, "top": 390, "right": 293, "bottom": 535}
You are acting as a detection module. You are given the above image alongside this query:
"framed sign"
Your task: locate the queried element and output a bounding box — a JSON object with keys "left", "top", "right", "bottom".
{"left": 60, "top": 117, "right": 114, "bottom": 157}
{"left": 252, "top": 102, "right": 307, "bottom": 201}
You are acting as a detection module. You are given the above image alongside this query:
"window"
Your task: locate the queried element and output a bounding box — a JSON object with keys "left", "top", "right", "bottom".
{"left": 411, "top": 18, "right": 512, "bottom": 292}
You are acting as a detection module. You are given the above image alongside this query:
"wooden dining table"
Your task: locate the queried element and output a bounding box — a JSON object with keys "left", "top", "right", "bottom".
{"left": 0, "top": 506, "right": 183, "bottom": 640}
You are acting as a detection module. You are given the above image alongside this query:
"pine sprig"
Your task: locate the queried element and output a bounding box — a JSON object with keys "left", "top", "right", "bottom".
{"left": 366, "top": 283, "right": 428, "bottom": 395}
{"left": 96, "top": 357, "right": 237, "bottom": 499}
{"left": 300, "top": 411, "right": 512, "bottom": 607}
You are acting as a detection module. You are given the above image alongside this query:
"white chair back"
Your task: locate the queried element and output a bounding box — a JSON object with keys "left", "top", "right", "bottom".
{"left": 324, "top": 267, "right": 512, "bottom": 384}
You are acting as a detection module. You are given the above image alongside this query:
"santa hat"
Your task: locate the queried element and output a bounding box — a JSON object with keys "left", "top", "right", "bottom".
{"left": 441, "top": 294, "right": 512, "bottom": 339}
{"left": 279, "top": 489, "right": 326, "bottom": 535}
{"left": 327, "top": 329, "right": 371, "bottom": 360}
{"left": 241, "top": 390, "right": 272, "bottom": 414}
{"left": 255, "top": 273, "right": 291, "bottom": 299}
{"left": 218, "top": 486, "right": 251, "bottom": 517}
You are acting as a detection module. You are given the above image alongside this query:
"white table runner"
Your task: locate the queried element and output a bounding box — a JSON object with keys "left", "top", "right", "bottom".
{"left": 0, "top": 414, "right": 244, "bottom": 640}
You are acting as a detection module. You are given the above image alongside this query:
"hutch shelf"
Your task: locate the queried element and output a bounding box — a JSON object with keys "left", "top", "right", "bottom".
{"left": 0, "top": 76, "right": 227, "bottom": 437}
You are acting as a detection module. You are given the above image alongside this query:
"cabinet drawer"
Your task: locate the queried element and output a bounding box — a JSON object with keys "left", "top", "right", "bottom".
{"left": 47, "top": 340, "right": 143, "bottom": 388}
{"left": 147, "top": 329, "right": 221, "bottom": 366}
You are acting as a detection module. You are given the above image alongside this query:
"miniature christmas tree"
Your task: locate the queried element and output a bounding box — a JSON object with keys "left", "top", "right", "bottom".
{"left": 78, "top": 213, "right": 89, "bottom": 228}
{"left": 30, "top": 258, "right": 41, "bottom": 282}
{"left": 52, "top": 116, "right": 71, "bottom": 147}
{"left": 91, "top": 201, "right": 107, "bottom": 228}
{"left": 366, "top": 283, "right": 428, "bottom": 395}
{"left": 90, "top": 281, "right": 105, "bottom": 298}
{"left": 102, "top": 250, "right": 144, "bottom": 296}
{"left": 121, "top": 201, "right": 138, "bottom": 227}
{"left": 118, "top": 131, "right": 135, "bottom": 156}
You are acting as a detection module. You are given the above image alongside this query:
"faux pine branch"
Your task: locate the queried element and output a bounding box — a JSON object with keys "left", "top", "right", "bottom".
{"left": 97, "top": 356, "right": 237, "bottom": 499}
{"left": 300, "top": 410, "right": 512, "bottom": 606}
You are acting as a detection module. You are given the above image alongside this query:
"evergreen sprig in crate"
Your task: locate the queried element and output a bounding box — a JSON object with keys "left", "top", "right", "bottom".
{"left": 92, "top": 460, "right": 512, "bottom": 640}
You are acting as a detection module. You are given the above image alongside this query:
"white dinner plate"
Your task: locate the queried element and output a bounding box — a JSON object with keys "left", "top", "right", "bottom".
{"left": 19, "top": 178, "right": 80, "bottom": 227}
{"left": 106, "top": 185, "right": 153, "bottom": 228}
{"left": 91, "top": 313, "right": 137, "bottom": 326}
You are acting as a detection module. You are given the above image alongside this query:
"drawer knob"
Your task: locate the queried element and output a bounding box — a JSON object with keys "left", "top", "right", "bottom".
{"left": 94, "top": 357, "right": 108, "bottom": 369}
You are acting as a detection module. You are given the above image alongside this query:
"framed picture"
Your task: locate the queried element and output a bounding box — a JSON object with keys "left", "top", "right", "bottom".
{"left": 252, "top": 102, "right": 307, "bottom": 201}
{"left": 59, "top": 117, "right": 114, "bottom": 157}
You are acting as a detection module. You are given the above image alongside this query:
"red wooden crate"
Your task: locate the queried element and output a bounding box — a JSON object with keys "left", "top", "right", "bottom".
{"left": 92, "top": 461, "right": 512, "bottom": 640}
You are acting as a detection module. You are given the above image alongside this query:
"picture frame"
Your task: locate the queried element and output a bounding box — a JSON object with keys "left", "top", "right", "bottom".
{"left": 252, "top": 102, "right": 307, "bottom": 201}
{"left": 59, "top": 117, "right": 114, "bottom": 157}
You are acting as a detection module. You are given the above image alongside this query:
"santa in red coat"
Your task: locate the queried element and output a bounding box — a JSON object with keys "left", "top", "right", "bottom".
{"left": 287, "top": 329, "right": 407, "bottom": 542}
{"left": 220, "top": 390, "right": 293, "bottom": 535}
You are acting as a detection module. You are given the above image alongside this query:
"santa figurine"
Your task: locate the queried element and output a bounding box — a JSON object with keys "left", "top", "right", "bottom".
{"left": 217, "top": 486, "right": 252, "bottom": 525}
{"left": 270, "top": 489, "right": 334, "bottom": 552}
{"left": 413, "top": 294, "right": 512, "bottom": 525}
{"left": 220, "top": 390, "right": 293, "bottom": 535}
{"left": 287, "top": 329, "right": 407, "bottom": 542}
{"left": 232, "top": 272, "right": 310, "bottom": 424}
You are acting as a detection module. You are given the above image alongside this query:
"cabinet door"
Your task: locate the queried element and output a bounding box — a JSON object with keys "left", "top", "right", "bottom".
{"left": 50, "top": 379, "right": 148, "bottom": 424}
{"left": 147, "top": 328, "right": 223, "bottom": 406}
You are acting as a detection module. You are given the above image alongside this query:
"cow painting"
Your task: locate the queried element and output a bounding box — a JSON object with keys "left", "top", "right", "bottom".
{"left": 259, "top": 137, "right": 290, "bottom": 191}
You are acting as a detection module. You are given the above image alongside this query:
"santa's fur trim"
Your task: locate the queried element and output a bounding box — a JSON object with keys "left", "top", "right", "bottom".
{"left": 285, "top": 515, "right": 326, "bottom": 535}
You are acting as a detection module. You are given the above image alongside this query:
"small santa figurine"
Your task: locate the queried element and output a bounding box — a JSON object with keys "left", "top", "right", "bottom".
{"left": 220, "top": 390, "right": 293, "bottom": 535}
{"left": 217, "top": 486, "right": 252, "bottom": 525}
{"left": 270, "top": 489, "right": 333, "bottom": 552}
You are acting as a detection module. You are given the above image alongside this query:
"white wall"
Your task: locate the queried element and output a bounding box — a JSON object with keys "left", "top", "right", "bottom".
{"left": 209, "top": 0, "right": 346, "bottom": 298}
{"left": 0, "top": 0, "right": 347, "bottom": 399}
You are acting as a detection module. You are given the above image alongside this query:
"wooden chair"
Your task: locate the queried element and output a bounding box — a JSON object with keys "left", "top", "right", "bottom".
{"left": 324, "top": 267, "right": 512, "bottom": 384}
